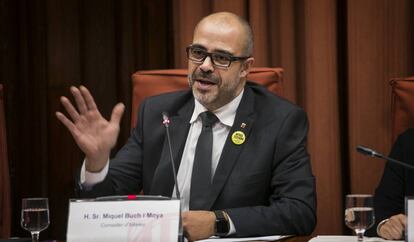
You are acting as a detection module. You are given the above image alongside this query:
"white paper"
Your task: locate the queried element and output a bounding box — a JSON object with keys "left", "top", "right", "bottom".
{"left": 408, "top": 198, "right": 414, "bottom": 242}
{"left": 309, "top": 235, "right": 403, "bottom": 242}
{"left": 196, "top": 235, "right": 290, "bottom": 242}
{"left": 67, "top": 199, "right": 180, "bottom": 242}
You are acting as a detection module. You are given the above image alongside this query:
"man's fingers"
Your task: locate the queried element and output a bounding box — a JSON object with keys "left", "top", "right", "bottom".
{"left": 394, "top": 214, "right": 407, "bottom": 227}
{"left": 382, "top": 226, "right": 399, "bottom": 240}
{"left": 79, "top": 85, "right": 98, "bottom": 111}
{"left": 384, "top": 222, "right": 404, "bottom": 240}
{"left": 70, "top": 86, "right": 88, "bottom": 114}
{"left": 56, "top": 112, "right": 77, "bottom": 133}
{"left": 110, "top": 103, "right": 125, "bottom": 125}
{"left": 389, "top": 215, "right": 406, "bottom": 235}
{"left": 389, "top": 227, "right": 401, "bottom": 238}
{"left": 60, "top": 96, "right": 80, "bottom": 121}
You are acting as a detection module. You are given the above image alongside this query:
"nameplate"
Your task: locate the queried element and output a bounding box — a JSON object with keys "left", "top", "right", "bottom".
{"left": 67, "top": 199, "right": 180, "bottom": 242}
{"left": 407, "top": 197, "right": 414, "bottom": 242}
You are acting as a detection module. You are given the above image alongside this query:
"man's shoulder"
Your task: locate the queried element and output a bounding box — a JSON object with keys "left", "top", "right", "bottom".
{"left": 145, "top": 89, "right": 192, "bottom": 102}
{"left": 399, "top": 128, "right": 414, "bottom": 141}
{"left": 396, "top": 128, "right": 414, "bottom": 162}
{"left": 142, "top": 89, "right": 193, "bottom": 108}
{"left": 138, "top": 89, "right": 194, "bottom": 119}
{"left": 246, "top": 82, "right": 304, "bottom": 116}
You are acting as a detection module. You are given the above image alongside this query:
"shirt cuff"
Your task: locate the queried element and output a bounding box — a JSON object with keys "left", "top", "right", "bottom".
{"left": 80, "top": 159, "right": 109, "bottom": 189}
{"left": 376, "top": 218, "right": 390, "bottom": 236}
{"left": 225, "top": 213, "right": 236, "bottom": 236}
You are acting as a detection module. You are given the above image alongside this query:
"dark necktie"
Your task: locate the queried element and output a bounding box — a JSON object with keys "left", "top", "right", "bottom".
{"left": 189, "top": 111, "right": 219, "bottom": 210}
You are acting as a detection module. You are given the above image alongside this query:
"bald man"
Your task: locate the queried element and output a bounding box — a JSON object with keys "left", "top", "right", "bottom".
{"left": 57, "top": 12, "right": 316, "bottom": 241}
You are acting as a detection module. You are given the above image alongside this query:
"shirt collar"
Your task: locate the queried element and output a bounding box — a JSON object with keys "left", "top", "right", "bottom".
{"left": 190, "top": 89, "right": 244, "bottom": 127}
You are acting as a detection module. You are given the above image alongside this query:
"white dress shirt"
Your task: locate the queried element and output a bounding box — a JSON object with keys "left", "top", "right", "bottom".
{"left": 172, "top": 90, "right": 243, "bottom": 211}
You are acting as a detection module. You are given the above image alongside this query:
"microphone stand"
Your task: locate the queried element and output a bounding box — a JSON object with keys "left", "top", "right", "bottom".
{"left": 162, "top": 112, "right": 184, "bottom": 242}
{"left": 356, "top": 145, "right": 414, "bottom": 170}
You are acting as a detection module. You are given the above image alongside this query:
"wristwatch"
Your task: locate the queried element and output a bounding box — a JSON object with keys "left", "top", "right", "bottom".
{"left": 214, "top": 210, "right": 230, "bottom": 237}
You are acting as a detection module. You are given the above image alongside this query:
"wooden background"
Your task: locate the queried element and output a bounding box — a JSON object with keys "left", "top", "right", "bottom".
{"left": 1, "top": 0, "right": 413, "bottom": 239}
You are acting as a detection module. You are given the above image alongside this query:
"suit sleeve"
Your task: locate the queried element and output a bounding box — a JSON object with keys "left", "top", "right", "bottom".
{"left": 76, "top": 101, "right": 146, "bottom": 198}
{"left": 225, "top": 108, "right": 317, "bottom": 237}
{"left": 366, "top": 131, "right": 407, "bottom": 236}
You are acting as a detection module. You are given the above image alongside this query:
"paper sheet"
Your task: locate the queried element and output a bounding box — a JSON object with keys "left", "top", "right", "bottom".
{"left": 309, "top": 235, "right": 404, "bottom": 242}
{"left": 197, "top": 235, "right": 290, "bottom": 242}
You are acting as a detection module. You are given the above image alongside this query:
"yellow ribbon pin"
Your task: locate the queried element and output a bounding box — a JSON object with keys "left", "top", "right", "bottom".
{"left": 231, "top": 131, "right": 246, "bottom": 145}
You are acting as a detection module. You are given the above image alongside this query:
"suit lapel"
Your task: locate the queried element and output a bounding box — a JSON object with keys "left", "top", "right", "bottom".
{"left": 150, "top": 100, "right": 193, "bottom": 197}
{"left": 205, "top": 87, "right": 257, "bottom": 209}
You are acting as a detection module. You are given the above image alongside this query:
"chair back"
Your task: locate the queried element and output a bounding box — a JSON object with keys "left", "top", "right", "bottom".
{"left": 0, "top": 84, "right": 11, "bottom": 238}
{"left": 131, "top": 68, "right": 283, "bottom": 127}
{"left": 390, "top": 77, "right": 414, "bottom": 142}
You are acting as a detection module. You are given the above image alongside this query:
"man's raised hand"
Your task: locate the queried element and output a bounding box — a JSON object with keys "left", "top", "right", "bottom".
{"left": 55, "top": 86, "right": 125, "bottom": 172}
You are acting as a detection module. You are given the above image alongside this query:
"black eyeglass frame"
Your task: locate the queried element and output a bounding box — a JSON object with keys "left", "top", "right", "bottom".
{"left": 186, "top": 45, "right": 251, "bottom": 68}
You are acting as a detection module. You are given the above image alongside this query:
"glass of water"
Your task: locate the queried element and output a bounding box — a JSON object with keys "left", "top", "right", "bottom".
{"left": 345, "top": 194, "right": 375, "bottom": 241}
{"left": 21, "top": 198, "right": 50, "bottom": 242}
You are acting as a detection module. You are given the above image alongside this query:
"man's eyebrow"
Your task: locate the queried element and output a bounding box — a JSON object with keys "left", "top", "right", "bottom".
{"left": 191, "top": 44, "right": 207, "bottom": 50}
{"left": 213, "top": 49, "right": 233, "bottom": 56}
{"left": 191, "top": 44, "right": 234, "bottom": 56}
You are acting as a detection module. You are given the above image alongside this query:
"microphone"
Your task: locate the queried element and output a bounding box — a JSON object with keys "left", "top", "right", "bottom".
{"left": 161, "top": 112, "right": 184, "bottom": 242}
{"left": 356, "top": 145, "right": 381, "bottom": 157}
{"left": 161, "top": 112, "right": 181, "bottom": 200}
{"left": 356, "top": 145, "right": 414, "bottom": 170}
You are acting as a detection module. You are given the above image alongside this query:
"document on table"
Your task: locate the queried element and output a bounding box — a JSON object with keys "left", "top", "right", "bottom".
{"left": 197, "top": 235, "right": 291, "bottom": 242}
{"left": 309, "top": 235, "right": 404, "bottom": 242}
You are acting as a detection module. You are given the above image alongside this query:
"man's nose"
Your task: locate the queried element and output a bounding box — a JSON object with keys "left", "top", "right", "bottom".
{"left": 199, "top": 56, "right": 214, "bottom": 73}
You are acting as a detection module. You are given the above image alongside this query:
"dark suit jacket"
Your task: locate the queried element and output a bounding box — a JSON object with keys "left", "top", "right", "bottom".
{"left": 367, "top": 128, "right": 414, "bottom": 236}
{"left": 78, "top": 82, "right": 316, "bottom": 237}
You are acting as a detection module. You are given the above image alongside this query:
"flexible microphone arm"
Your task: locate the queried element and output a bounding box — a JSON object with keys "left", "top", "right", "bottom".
{"left": 162, "top": 112, "right": 184, "bottom": 242}
{"left": 162, "top": 112, "right": 181, "bottom": 200}
{"left": 356, "top": 145, "right": 414, "bottom": 170}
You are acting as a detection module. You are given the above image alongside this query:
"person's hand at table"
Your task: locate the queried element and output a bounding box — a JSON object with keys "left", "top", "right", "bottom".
{"left": 182, "top": 210, "right": 216, "bottom": 241}
{"left": 378, "top": 213, "right": 406, "bottom": 240}
{"left": 55, "top": 86, "right": 125, "bottom": 172}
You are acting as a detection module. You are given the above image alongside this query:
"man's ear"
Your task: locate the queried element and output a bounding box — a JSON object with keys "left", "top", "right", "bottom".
{"left": 239, "top": 57, "right": 255, "bottom": 78}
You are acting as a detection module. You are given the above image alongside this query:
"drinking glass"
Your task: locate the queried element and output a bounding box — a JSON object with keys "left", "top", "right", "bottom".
{"left": 21, "top": 198, "right": 50, "bottom": 242}
{"left": 344, "top": 194, "right": 375, "bottom": 241}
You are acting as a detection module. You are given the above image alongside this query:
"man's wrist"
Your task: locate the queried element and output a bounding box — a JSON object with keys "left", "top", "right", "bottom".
{"left": 85, "top": 153, "right": 110, "bottom": 172}
{"left": 81, "top": 159, "right": 109, "bottom": 189}
{"left": 377, "top": 218, "right": 390, "bottom": 236}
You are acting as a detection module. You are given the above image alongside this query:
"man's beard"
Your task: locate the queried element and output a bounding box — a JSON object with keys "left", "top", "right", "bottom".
{"left": 188, "top": 70, "right": 221, "bottom": 109}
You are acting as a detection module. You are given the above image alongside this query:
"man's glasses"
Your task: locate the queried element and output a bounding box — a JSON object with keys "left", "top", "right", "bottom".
{"left": 186, "top": 45, "right": 250, "bottom": 68}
